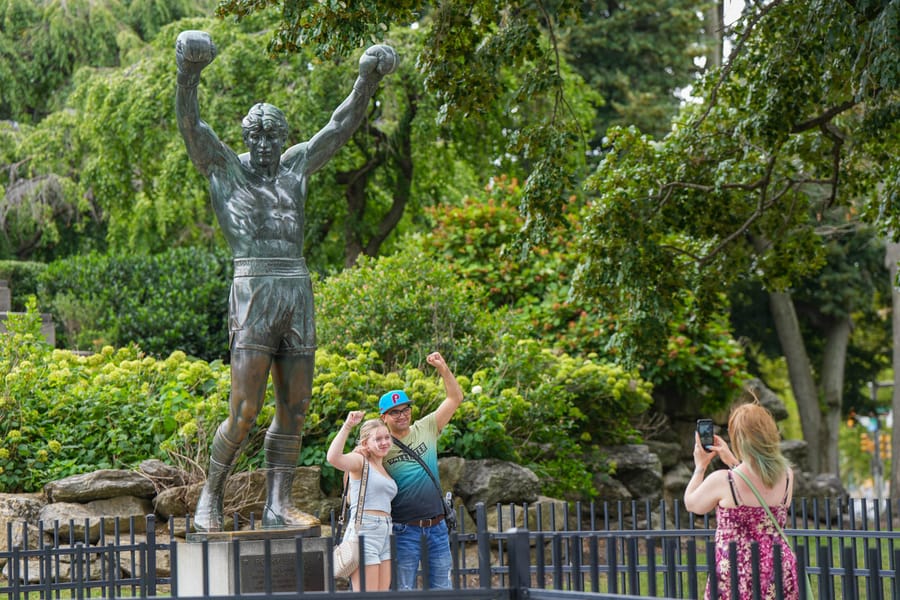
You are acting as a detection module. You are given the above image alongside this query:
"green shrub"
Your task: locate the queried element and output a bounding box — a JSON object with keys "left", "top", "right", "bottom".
{"left": 472, "top": 337, "right": 653, "bottom": 499}
{"left": 0, "top": 304, "right": 651, "bottom": 500}
{"left": 0, "top": 298, "right": 231, "bottom": 491}
{"left": 316, "top": 246, "right": 516, "bottom": 375}
{"left": 0, "top": 295, "right": 653, "bottom": 501}
{"left": 0, "top": 260, "right": 47, "bottom": 310}
{"left": 36, "top": 247, "right": 231, "bottom": 360}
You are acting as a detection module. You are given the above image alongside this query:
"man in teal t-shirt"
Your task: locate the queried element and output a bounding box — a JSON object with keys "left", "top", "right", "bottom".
{"left": 380, "top": 352, "right": 463, "bottom": 589}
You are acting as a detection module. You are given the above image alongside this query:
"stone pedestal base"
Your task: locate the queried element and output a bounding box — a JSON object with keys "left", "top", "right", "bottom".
{"left": 175, "top": 527, "right": 328, "bottom": 595}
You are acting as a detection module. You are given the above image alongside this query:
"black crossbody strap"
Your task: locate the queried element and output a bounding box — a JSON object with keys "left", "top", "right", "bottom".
{"left": 335, "top": 471, "right": 350, "bottom": 539}
{"left": 392, "top": 436, "right": 443, "bottom": 498}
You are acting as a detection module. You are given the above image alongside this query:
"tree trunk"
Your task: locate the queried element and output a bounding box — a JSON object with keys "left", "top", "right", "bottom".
{"left": 339, "top": 155, "right": 381, "bottom": 267}
{"left": 361, "top": 85, "right": 418, "bottom": 261}
{"left": 704, "top": 0, "right": 724, "bottom": 70}
{"left": 885, "top": 240, "right": 900, "bottom": 497}
{"left": 768, "top": 290, "right": 823, "bottom": 472}
{"left": 820, "top": 317, "right": 852, "bottom": 475}
{"left": 339, "top": 85, "right": 418, "bottom": 268}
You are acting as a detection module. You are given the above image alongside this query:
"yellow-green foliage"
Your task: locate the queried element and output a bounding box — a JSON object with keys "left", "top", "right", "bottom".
{"left": 0, "top": 300, "right": 653, "bottom": 500}
{"left": 0, "top": 298, "right": 231, "bottom": 492}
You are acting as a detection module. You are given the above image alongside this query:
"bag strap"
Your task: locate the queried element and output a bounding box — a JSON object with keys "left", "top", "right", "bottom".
{"left": 354, "top": 458, "right": 370, "bottom": 528}
{"left": 731, "top": 468, "right": 791, "bottom": 546}
{"left": 391, "top": 436, "right": 444, "bottom": 499}
{"left": 335, "top": 471, "right": 350, "bottom": 539}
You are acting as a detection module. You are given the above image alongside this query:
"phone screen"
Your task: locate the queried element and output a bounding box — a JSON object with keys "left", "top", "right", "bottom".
{"left": 696, "top": 419, "right": 714, "bottom": 451}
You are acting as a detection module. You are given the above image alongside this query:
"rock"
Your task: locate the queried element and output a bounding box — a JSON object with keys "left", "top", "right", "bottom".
{"left": 153, "top": 485, "right": 197, "bottom": 520}
{"left": 289, "top": 466, "right": 325, "bottom": 508}
{"left": 116, "top": 533, "right": 171, "bottom": 577}
{"left": 86, "top": 496, "right": 155, "bottom": 533}
{"left": 741, "top": 379, "right": 789, "bottom": 422}
{"left": 44, "top": 470, "right": 156, "bottom": 503}
{"left": 2, "top": 544, "right": 114, "bottom": 583}
{"left": 439, "top": 456, "right": 466, "bottom": 492}
{"left": 455, "top": 459, "right": 540, "bottom": 510}
{"left": 791, "top": 471, "right": 847, "bottom": 524}
{"left": 138, "top": 459, "right": 191, "bottom": 490}
{"left": 480, "top": 496, "right": 573, "bottom": 532}
{"left": 593, "top": 474, "right": 632, "bottom": 503}
{"left": 154, "top": 466, "right": 323, "bottom": 524}
{"left": 662, "top": 462, "right": 693, "bottom": 502}
{"left": 781, "top": 439, "right": 809, "bottom": 473}
{"left": 37, "top": 496, "right": 152, "bottom": 543}
{"left": 601, "top": 445, "right": 663, "bottom": 502}
{"left": 794, "top": 472, "right": 847, "bottom": 501}
{"left": 0, "top": 493, "right": 46, "bottom": 568}
{"left": 38, "top": 502, "right": 103, "bottom": 543}
{"left": 644, "top": 440, "right": 683, "bottom": 469}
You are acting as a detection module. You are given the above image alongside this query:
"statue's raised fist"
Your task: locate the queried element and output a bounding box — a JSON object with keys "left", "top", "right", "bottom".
{"left": 176, "top": 30, "right": 217, "bottom": 73}
{"left": 359, "top": 44, "right": 398, "bottom": 77}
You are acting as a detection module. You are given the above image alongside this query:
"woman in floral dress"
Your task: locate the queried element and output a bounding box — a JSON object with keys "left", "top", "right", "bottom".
{"left": 684, "top": 403, "right": 799, "bottom": 600}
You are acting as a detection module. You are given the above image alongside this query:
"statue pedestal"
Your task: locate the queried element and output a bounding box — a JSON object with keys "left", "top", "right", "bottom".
{"left": 175, "top": 527, "right": 328, "bottom": 595}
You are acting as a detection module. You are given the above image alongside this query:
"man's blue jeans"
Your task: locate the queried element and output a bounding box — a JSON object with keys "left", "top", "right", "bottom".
{"left": 392, "top": 521, "right": 452, "bottom": 589}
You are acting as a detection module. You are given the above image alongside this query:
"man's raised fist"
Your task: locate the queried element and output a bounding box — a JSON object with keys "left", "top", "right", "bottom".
{"left": 176, "top": 30, "right": 217, "bottom": 74}
{"left": 359, "top": 44, "right": 398, "bottom": 78}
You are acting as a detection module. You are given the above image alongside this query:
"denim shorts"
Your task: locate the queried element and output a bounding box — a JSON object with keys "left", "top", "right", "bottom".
{"left": 346, "top": 514, "right": 393, "bottom": 565}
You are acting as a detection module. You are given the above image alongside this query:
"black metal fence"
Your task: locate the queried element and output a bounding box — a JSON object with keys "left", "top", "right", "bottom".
{"left": 1, "top": 497, "right": 899, "bottom": 599}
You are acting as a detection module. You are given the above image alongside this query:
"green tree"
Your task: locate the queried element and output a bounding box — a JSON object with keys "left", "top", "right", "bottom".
{"left": 563, "top": 0, "right": 709, "bottom": 143}
{"left": 0, "top": 0, "right": 215, "bottom": 260}
{"left": 0, "top": 0, "right": 212, "bottom": 123}
{"left": 730, "top": 222, "right": 890, "bottom": 473}
{"left": 576, "top": 0, "right": 899, "bottom": 472}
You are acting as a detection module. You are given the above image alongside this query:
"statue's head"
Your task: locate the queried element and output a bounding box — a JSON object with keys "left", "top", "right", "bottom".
{"left": 241, "top": 103, "right": 289, "bottom": 168}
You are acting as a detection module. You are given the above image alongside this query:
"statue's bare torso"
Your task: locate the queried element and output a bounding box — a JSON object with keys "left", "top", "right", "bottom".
{"left": 208, "top": 155, "right": 308, "bottom": 258}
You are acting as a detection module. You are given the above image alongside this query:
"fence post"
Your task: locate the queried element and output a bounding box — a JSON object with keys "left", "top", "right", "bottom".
{"left": 146, "top": 514, "right": 157, "bottom": 596}
{"left": 475, "top": 503, "right": 492, "bottom": 588}
{"left": 506, "top": 528, "right": 531, "bottom": 599}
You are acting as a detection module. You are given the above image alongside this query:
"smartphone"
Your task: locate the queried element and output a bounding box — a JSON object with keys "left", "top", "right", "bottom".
{"left": 696, "top": 418, "right": 715, "bottom": 451}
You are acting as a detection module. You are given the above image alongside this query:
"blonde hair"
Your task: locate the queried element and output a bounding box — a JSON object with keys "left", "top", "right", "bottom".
{"left": 355, "top": 418, "right": 389, "bottom": 452}
{"left": 728, "top": 402, "right": 791, "bottom": 488}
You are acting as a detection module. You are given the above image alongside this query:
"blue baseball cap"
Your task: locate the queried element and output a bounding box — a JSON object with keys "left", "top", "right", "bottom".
{"left": 379, "top": 389, "right": 411, "bottom": 414}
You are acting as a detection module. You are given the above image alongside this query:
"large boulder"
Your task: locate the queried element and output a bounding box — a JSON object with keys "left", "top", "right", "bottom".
{"left": 38, "top": 502, "right": 103, "bottom": 543}
{"left": 3, "top": 544, "right": 112, "bottom": 583}
{"left": 593, "top": 473, "right": 633, "bottom": 503}
{"left": 138, "top": 459, "right": 191, "bottom": 490}
{"left": 438, "top": 456, "right": 466, "bottom": 492}
{"left": 601, "top": 445, "right": 663, "bottom": 502}
{"left": 792, "top": 472, "right": 847, "bottom": 524}
{"left": 480, "top": 496, "right": 573, "bottom": 532}
{"left": 662, "top": 462, "right": 694, "bottom": 503}
{"left": 644, "top": 440, "right": 683, "bottom": 469}
{"left": 781, "top": 439, "right": 809, "bottom": 473}
{"left": 742, "top": 379, "right": 789, "bottom": 422}
{"left": 44, "top": 470, "right": 156, "bottom": 503}
{"left": 455, "top": 459, "right": 540, "bottom": 511}
{"left": 0, "top": 493, "right": 46, "bottom": 567}
{"left": 38, "top": 496, "right": 154, "bottom": 542}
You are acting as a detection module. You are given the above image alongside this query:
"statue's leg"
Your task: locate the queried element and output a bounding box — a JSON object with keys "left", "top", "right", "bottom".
{"left": 195, "top": 349, "right": 270, "bottom": 532}
{"left": 194, "top": 423, "right": 241, "bottom": 532}
{"left": 262, "top": 352, "right": 318, "bottom": 529}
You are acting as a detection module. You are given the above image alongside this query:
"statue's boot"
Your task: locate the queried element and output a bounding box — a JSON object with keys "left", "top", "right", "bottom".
{"left": 194, "top": 424, "right": 240, "bottom": 532}
{"left": 262, "top": 431, "right": 321, "bottom": 529}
